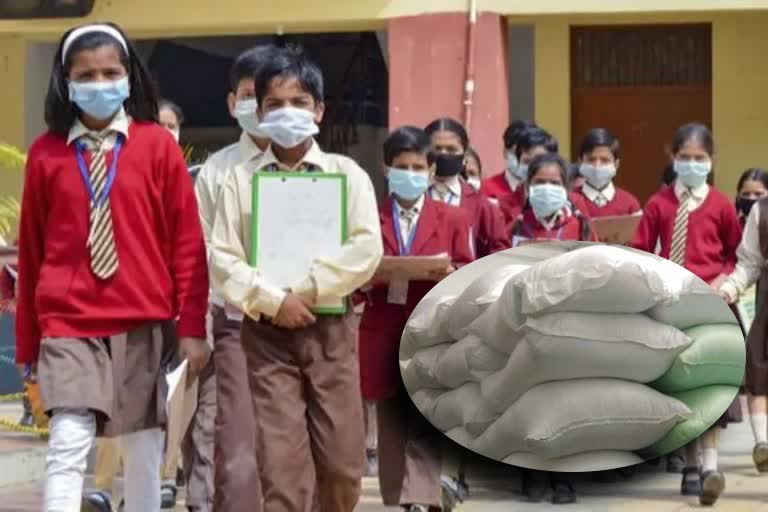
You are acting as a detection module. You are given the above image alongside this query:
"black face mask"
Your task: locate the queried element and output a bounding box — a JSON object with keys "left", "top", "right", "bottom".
{"left": 736, "top": 197, "right": 757, "bottom": 217}
{"left": 435, "top": 153, "right": 465, "bottom": 177}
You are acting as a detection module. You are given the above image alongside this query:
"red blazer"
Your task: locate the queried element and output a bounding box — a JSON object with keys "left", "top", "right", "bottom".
{"left": 573, "top": 185, "right": 642, "bottom": 218}
{"left": 510, "top": 205, "right": 599, "bottom": 247}
{"left": 481, "top": 171, "right": 517, "bottom": 201}
{"left": 358, "top": 196, "right": 475, "bottom": 400}
{"left": 632, "top": 185, "right": 741, "bottom": 283}
{"left": 457, "top": 181, "right": 510, "bottom": 257}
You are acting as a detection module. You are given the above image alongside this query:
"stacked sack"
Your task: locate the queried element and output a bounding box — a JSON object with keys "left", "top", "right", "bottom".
{"left": 400, "top": 244, "right": 745, "bottom": 472}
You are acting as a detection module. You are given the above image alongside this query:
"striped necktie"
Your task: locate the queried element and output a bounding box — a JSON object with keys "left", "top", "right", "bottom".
{"left": 669, "top": 189, "right": 691, "bottom": 266}
{"left": 85, "top": 135, "right": 119, "bottom": 279}
{"left": 400, "top": 208, "right": 417, "bottom": 238}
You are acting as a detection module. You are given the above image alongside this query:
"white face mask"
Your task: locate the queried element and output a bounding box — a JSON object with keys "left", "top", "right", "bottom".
{"left": 258, "top": 106, "right": 319, "bottom": 149}
{"left": 580, "top": 163, "right": 616, "bottom": 190}
{"left": 505, "top": 152, "right": 519, "bottom": 176}
{"left": 233, "top": 98, "right": 267, "bottom": 138}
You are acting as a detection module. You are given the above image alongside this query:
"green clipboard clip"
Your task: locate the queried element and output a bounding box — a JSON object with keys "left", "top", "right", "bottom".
{"left": 250, "top": 170, "right": 348, "bottom": 315}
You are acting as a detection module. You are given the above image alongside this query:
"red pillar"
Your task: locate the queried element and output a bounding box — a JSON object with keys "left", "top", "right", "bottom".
{"left": 387, "top": 12, "right": 510, "bottom": 178}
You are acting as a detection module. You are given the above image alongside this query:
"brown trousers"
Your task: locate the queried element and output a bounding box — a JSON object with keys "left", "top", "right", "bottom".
{"left": 182, "top": 358, "right": 217, "bottom": 511}
{"left": 377, "top": 386, "right": 442, "bottom": 508}
{"left": 241, "top": 313, "right": 365, "bottom": 512}
{"left": 212, "top": 306, "right": 262, "bottom": 512}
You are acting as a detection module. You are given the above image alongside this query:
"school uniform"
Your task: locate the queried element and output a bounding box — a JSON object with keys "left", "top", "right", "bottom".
{"left": 722, "top": 198, "right": 768, "bottom": 396}
{"left": 16, "top": 111, "right": 208, "bottom": 510}
{"left": 500, "top": 186, "right": 593, "bottom": 232}
{"left": 210, "top": 140, "right": 383, "bottom": 512}
{"left": 574, "top": 182, "right": 642, "bottom": 218}
{"left": 430, "top": 177, "right": 509, "bottom": 257}
{"left": 194, "top": 131, "right": 265, "bottom": 512}
{"left": 359, "top": 194, "right": 474, "bottom": 508}
{"left": 633, "top": 181, "right": 743, "bottom": 426}
{"left": 481, "top": 171, "right": 522, "bottom": 226}
{"left": 509, "top": 203, "right": 598, "bottom": 247}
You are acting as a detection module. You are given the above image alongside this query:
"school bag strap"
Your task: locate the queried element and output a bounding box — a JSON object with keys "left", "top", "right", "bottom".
{"left": 758, "top": 197, "right": 768, "bottom": 260}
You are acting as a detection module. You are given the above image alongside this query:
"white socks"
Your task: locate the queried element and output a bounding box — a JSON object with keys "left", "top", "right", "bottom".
{"left": 702, "top": 448, "right": 719, "bottom": 472}
{"left": 44, "top": 409, "right": 96, "bottom": 512}
{"left": 751, "top": 413, "right": 768, "bottom": 443}
{"left": 122, "top": 428, "right": 164, "bottom": 512}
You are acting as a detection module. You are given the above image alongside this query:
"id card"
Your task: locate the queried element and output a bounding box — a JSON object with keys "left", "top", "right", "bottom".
{"left": 387, "top": 274, "right": 409, "bottom": 305}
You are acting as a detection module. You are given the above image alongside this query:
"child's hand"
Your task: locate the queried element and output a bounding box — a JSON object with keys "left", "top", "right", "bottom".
{"left": 708, "top": 274, "right": 727, "bottom": 291}
{"left": 718, "top": 288, "right": 737, "bottom": 304}
{"left": 273, "top": 293, "right": 316, "bottom": 329}
{"left": 179, "top": 337, "right": 211, "bottom": 380}
{"left": 428, "top": 265, "right": 456, "bottom": 282}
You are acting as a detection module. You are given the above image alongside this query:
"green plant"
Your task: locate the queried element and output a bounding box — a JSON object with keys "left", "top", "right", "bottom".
{"left": 0, "top": 144, "right": 25, "bottom": 241}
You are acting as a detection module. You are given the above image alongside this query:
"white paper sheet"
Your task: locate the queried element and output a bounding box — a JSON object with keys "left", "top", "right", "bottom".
{"left": 166, "top": 360, "right": 188, "bottom": 409}
{"left": 254, "top": 175, "right": 345, "bottom": 289}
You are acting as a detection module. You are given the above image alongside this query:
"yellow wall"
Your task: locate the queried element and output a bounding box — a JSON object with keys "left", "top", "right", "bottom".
{"left": 0, "top": 35, "right": 26, "bottom": 207}
{"left": 529, "top": 11, "right": 768, "bottom": 194}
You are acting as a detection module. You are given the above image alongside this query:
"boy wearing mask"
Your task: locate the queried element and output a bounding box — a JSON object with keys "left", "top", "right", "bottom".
{"left": 210, "top": 46, "right": 383, "bottom": 511}
{"left": 193, "top": 45, "right": 277, "bottom": 512}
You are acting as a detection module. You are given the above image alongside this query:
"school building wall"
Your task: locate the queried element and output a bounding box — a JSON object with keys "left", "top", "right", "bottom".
{"left": 2, "top": 1, "right": 768, "bottom": 204}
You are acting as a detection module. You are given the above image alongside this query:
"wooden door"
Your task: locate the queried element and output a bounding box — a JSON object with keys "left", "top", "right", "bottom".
{"left": 570, "top": 24, "right": 712, "bottom": 204}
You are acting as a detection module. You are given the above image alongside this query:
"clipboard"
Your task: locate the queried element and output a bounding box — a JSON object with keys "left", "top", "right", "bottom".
{"left": 251, "top": 172, "right": 348, "bottom": 315}
{"left": 591, "top": 214, "right": 642, "bottom": 245}
{"left": 374, "top": 255, "right": 451, "bottom": 281}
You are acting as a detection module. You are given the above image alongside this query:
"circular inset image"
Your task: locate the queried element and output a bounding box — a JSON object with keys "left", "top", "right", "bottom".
{"left": 399, "top": 241, "right": 745, "bottom": 472}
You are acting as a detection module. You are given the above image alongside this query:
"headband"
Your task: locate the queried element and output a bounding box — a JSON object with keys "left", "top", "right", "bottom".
{"left": 61, "top": 24, "right": 129, "bottom": 64}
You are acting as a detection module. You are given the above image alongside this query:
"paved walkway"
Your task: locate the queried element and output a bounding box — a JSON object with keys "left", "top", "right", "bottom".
{"left": 2, "top": 399, "right": 768, "bottom": 511}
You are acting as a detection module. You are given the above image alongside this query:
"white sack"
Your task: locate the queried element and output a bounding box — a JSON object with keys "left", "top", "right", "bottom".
{"left": 466, "top": 278, "right": 527, "bottom": 354}
{"left": 434, "top": 335, "right": 507, "bottom": 387}
{"left": 443, "top": 264, "right": 529, "bottom": 340}
{"left": 480, "top": 312, "right": 692, "bottom": 412}
{"left": 502, "top": 451, "right": 645, "bottom": 472}
{"left": 430, "top": 382, "right": 482, "bottom": 431}
{"left": 471, "top": 379, "right": 690, "bottom": 461}
{"left": 401, "top": 343, "right": 451, "bottom": 394}
{"left": 445, "top": 427, "right": 475, "bottom": 447}
{"left": 399, "top": 295, "right": 457, "bottom": 360}
{"left": 647, "top": 276, "right": 738, "bottom": 330}
{"left": 519, "top": 245, "right": 685, "bottom": 315}
{"left": 410, "top": 388, "right": 444, "bottom": 419}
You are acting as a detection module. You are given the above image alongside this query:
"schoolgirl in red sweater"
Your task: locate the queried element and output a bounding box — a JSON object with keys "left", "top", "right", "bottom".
{"left": 424, "top": 117, "right": 509, "bottom": 258}
{"left": 633, "top": 123, "right": 742, "bottom": 506}
{"left": 572, "top": 128, "right": 641, "bottom": 218}
{"left": 15, "top": 22, "right": 209, "bottom": 511}
{"left": 509, "top": 153, "right": 598, "bottom": 248}
{"left": 358, "top": 126, "right": 474, "bottom": 511}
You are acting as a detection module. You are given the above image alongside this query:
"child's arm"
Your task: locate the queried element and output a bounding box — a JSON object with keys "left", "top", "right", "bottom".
{"left": 631, "top": 199, "right": 660, "bottom": 253}
{"left": 162, "top": 140, "right": 209, "bottom": 342}
{"left": 292, "top": 162, "right": 384, "bottom": 301}
{"left": 209, "top": 169, "right": 290, "bottom": 320}
{"left": 721, "top": 202, "right": 760, "bottom": 302}
{"left": 15, "top": 148, "right": 46, "bottom": 366}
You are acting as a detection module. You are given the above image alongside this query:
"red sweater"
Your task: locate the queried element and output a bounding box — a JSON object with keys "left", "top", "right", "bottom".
{"left": 16, "top": 122, "right": 208, "bottom": 364}
{"left": 573, "top": 186, "right": 642, "bottom": 218}
{"left": 632, "top": 186, "right": 741, "bottom": 283}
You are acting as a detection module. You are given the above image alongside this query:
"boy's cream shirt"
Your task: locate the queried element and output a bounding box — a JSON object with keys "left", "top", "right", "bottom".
{"left": 209, "top": 139, "right": 383, "bottom": 320}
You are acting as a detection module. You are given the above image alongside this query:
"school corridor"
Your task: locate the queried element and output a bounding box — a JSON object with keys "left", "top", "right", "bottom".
{"left": 2, "top": 400, "right": 768, "bottom": 511}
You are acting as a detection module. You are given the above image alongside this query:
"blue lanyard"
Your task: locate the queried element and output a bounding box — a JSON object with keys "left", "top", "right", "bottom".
{"left": 392, "top": 201, "right": 419, "bottom": 256}
{"left": 75, "top": 135, "right": 123, "bottom": 208}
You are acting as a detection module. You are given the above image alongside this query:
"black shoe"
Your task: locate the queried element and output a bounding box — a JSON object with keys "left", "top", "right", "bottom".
{"left": 666, "top": 453, "right": 686, "bottom": 473}
{"left": 456, "top": 476, "right": 470, "bottom": 501}
{"left": 521, "top": 470, "right": 548, "bottom": 503}
{"left": 440, "top": 476, "right": 461, "bottom": 511}
{"left": 699, "top": 470, "right": 725, "bottom": 506}
{"left": 161, "top": 484, "right": 177, "bottom": 509}
{"left": 753, "top": 442, "right": 768, "bottom": 472}
{"left": 551, "top": 478, "right": 576, "bottom": 505}
{"left": 80, "top": 491, "right": 112, "bottom": 512}
{"left": 681, "top": 466, "right": 702, "bottom": 496}
{"left": 18, "top": 412, "right": 34, "bottom": 427}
